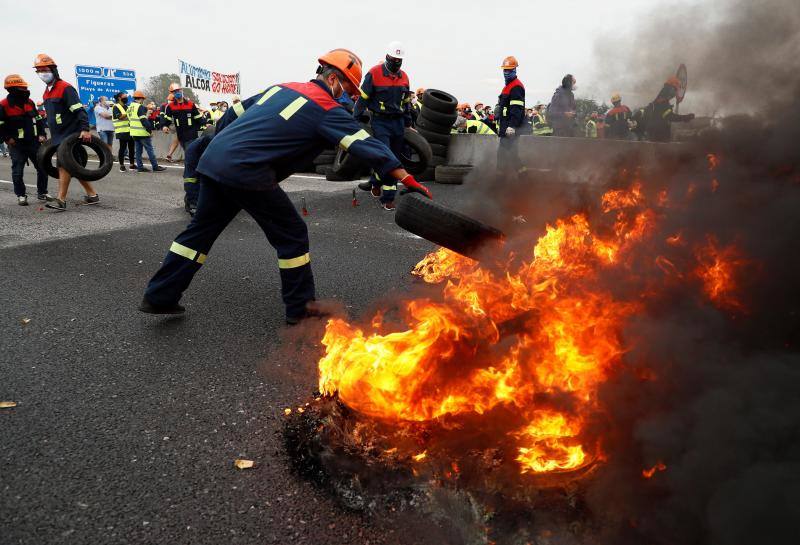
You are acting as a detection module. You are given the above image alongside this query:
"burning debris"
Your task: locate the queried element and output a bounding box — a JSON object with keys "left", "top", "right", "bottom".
{"left": 283, "top": 2, "right": 800, "bottom": 542}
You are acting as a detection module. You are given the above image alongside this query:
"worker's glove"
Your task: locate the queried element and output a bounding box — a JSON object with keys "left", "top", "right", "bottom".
{"left": 399, "top": 174, "right": 432, "bottom": 199}
{"left": 505, "top": 127, "right": 516, "bottom": 137}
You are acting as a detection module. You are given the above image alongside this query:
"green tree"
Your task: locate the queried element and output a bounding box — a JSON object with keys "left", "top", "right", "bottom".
{"left": 575, "top": 98, "right": 611, "bottom": 126}
{"left": 142, "top": 73, "right": 199, "bottom": 105}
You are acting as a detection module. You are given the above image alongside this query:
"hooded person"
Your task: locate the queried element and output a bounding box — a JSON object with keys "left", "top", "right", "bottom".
{"left": 547, "top": 74, "right": 578, "bottom": 137}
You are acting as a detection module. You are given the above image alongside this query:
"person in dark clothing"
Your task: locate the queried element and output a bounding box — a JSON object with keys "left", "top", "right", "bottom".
{"left": 161, "top": 83, "right": 204, "bottom": 206}
{"left": 496, "top": 55, "right": 528, "bottom": 175}
{"left": 112, "top": 92, "right": 136, "bottom": 172}
{"left": 0, "top": 74, "right": 48, "bottom": 205}
{"left": 548, "top": 74, "right": 578, "bottom": 137}
{"left": 139, "top": 49, "right": 432, "bottom": 324}
{"left": 33, "top": 53, "right": 98, "bottom": 211}
{"left": 605, "top": 92, "right": 632, "bottom": 140}
{"left": 644, "top": 77, "right": 695, "bottom": 142}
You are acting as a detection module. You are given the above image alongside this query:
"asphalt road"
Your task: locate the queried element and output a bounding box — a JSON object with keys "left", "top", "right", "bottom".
{"left": 0, "top": 160, "right": 477, "bottom": 545}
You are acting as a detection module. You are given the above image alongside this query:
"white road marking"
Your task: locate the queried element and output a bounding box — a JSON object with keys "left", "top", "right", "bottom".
{"left": 0, "top": 179, "right": 37, "bottom": 190}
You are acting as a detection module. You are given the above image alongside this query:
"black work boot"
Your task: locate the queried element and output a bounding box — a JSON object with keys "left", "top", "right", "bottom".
{"left": 285, "top": 301, "right": 331, "bottom": 326}
{"left": 138, "top": 297, "right": 185, "bottom": 315}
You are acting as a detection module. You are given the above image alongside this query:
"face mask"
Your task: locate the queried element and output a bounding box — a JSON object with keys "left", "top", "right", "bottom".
{"left": 173, "top": 91, "right": 183, "bottom": 100}
{"left": 120, "top": 97, "right": 129, "bottom": 105}
{"left": 504, "top": 69, "right": 516, "bottom": 84}
{"left": 38, "top": 72, "right": 54, "bottom": 84}
{"left": 8, "top": 89, "right": 30, "bottom": 104}
{"left": 385, "top": 56, "right": 402, "bottom": 74}
{"left": 329, "top": 75, "right": 345, "bottom": 99}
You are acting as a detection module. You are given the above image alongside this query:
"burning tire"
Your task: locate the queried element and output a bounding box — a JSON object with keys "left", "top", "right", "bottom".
{"left": 395, "top": 193, "right": 504, "bottom": 258}
{"left": 56, "top": 134, "right": 112, "bottom": 182}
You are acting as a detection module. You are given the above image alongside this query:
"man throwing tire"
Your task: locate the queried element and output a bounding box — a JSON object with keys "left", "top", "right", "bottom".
{"left": 139, "top": 48, "right": 432, "bottom": 325}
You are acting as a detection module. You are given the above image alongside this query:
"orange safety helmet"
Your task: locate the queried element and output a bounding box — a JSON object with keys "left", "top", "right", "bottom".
{"left": 665, "top": 76, "right": 681, "bottom": 89}
{"left": 132, "top": 90, "right": 146, "bottom": 99}
{"left": 168, "top": 82, "right": 182, "bottom": 92}
{"left": 4, "top": 74, "right": 29, "bottom": 89}
{"left": 501, "top": 55, "right": 519, "bottom": 70}
{"left": 318, "top": 48, "right": 363, "bottom": 92}
{"left": 34, "top": 53, "right": 57, "bottom": 68}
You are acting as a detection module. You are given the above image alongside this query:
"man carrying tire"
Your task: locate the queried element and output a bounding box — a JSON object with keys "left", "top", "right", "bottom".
{"left": 496, "top": 56, "right": 528, "bottom": 176}
{"left": 139, "top": 48, "right": 432, "bottom": 324}
{"left": 33, "top": 54, "right": 99, "bottom": 211}
{"left": 128, "top": 90, "right": 166, "bottom": 173}
{"left": 353, "top": 41, "right": 413, "bottom": 211}
{"left": 0, "top": 74, "right": 49, "bottom": 206}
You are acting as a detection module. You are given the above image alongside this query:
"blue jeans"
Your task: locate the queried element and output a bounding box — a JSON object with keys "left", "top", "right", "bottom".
{"left": 98, "top": 130, "right": 114, "bottom": 146}
{"left": 134, "top": 137, "right": 159, "bottom": 170}
{"left": 0, "top": 141, "right": 7, "bottom": 154}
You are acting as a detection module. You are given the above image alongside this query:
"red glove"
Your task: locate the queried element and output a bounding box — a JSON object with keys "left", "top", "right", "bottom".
{"left": 399, "top": 174, "right": 432, "bottom": 199}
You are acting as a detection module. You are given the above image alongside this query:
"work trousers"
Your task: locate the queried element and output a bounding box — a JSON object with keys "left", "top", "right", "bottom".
{"left": 8, "top": 142, "right": 47, "bottom": 197}
{"left": 496, "top": 133, "right": 523, "bottom": 176}
{"left": 368, "top": 116, "right": 405, "bottom": 204}
{"left": 134, "top": 137, "right": 158, "bottom": 170}
{"left": 117, "top": 136, "right": 135, "bottom": 166}
{"left": 144, "top": 178, "right": 315, "bottom": 319}
{"left": 180, "top": 137, "right": 199, "bottom": 206}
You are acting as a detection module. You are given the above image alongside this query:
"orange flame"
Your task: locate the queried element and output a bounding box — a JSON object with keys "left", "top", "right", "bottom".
{"left": 695, "top": 236, "right": 746, "bottom": 311}
{"left": 318, "top": 182, "right": 747, "bottom": 475}
{"left": 642, "top": 461, "right": 667, "bottom": 478}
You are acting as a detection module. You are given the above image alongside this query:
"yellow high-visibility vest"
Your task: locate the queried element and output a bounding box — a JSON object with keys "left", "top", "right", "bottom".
{"left": 113, "top": 103, "right": 130, "bottom": 134}
{"left": 127, "top": 102, "right": 149, "bottom": 138}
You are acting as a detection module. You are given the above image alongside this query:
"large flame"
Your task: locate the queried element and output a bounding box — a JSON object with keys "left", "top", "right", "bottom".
{"left": 318, "top": 179, "right": 745, "bottom": 475}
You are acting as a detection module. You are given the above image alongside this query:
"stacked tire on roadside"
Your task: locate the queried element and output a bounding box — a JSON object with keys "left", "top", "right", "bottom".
{"left": 312, "top": 147, "right": 338, "bottom": 177}
{"left": 415, "top": 89, "right": 457, "bottom": 182}
{"left": 332, "top": 124, "right": 432, "bottom": 182}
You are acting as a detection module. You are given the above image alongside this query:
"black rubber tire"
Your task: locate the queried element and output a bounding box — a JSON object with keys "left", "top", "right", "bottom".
{"left": 38, "top": 138, "right": 90, "bottom": 179}
{"left": 332, "top": 124, "right": 374, "bottom": 176}
{"left": 418, "top": 166, "right": 436, "bottom": 182}
{"left": 435, "top": 165, "right": 472, "bottom": 185}
{"left": 416, "top": 115, "right": 453, "bottom": 135}
{"left": 315, "top": 164, "right": 335, "bottom": 176}
{"left": 417, "top": 127, "right": 451, "bottom": 146}
{"left": 56, "top": 134, "right": 113, "bottom": 182}
{"left": 313, "top": 152, "right": 336, "bottom": 166}
{"left": 395, "top": 194, "right": 504, "bottom": 259}
{"left": 36, "top": 140, "right": 60, "bottom": 179}
{"left": 419, "top": 107, "right": 457, "bottom": 127}
{"left": 399, "top": 128, "right": 432, "bottom": 175}
{"left": 326, "top": 170, "right": 354, "bottom": 181}
{"left": 428, "top": 143, "right": 448, "bottom": 156}
{"left": 429, "top": 155, "right": 447, "bottom": 167}
{"left": 421, "top": 89, "right": 458, "bottom": 114}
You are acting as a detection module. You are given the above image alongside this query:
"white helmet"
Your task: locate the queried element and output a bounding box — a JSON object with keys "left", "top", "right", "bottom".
{"left": 386, "top": 41, "right": 405, "bottom": 59}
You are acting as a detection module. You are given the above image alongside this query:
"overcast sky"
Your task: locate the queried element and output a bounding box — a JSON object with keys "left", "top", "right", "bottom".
{"left": 1, "top": 0, "right": 676, "bottom": 110}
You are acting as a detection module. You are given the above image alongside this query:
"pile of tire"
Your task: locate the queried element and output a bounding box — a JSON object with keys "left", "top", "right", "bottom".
{"left": 312, "top": 148, "right": 338, "bottom": 177}
{"left": 332, "top": 126, "right": 432, "bottom": 182}
{"left": 37, "top": 134, "right": 113, "bottom": 181}
{"left": 415, "top": 89, "right": 458, "bottom": 181}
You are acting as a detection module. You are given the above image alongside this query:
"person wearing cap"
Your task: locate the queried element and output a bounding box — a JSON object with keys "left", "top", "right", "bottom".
{"left": 33, "top": 53, "right": 99, "bottom": 211}
{"left": 353, "top": 41, "right": 413, "bottom": 211}
{"left": 0, "top": 74, "right": 49, "bottom": 205}
{"left": 139, "top": 48, "right": 432, "bottom": 324}
{"left": 644, "top": 77, "right": 695, "bottom": 142}
{"left": 605, "top": 92, "right": 632, "bottom": 140}
{"left": 128, "top": 90, "right": 166, "bottom": 173}
{"left": 497, "top": 55, "right": 528, "bottom": 174}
